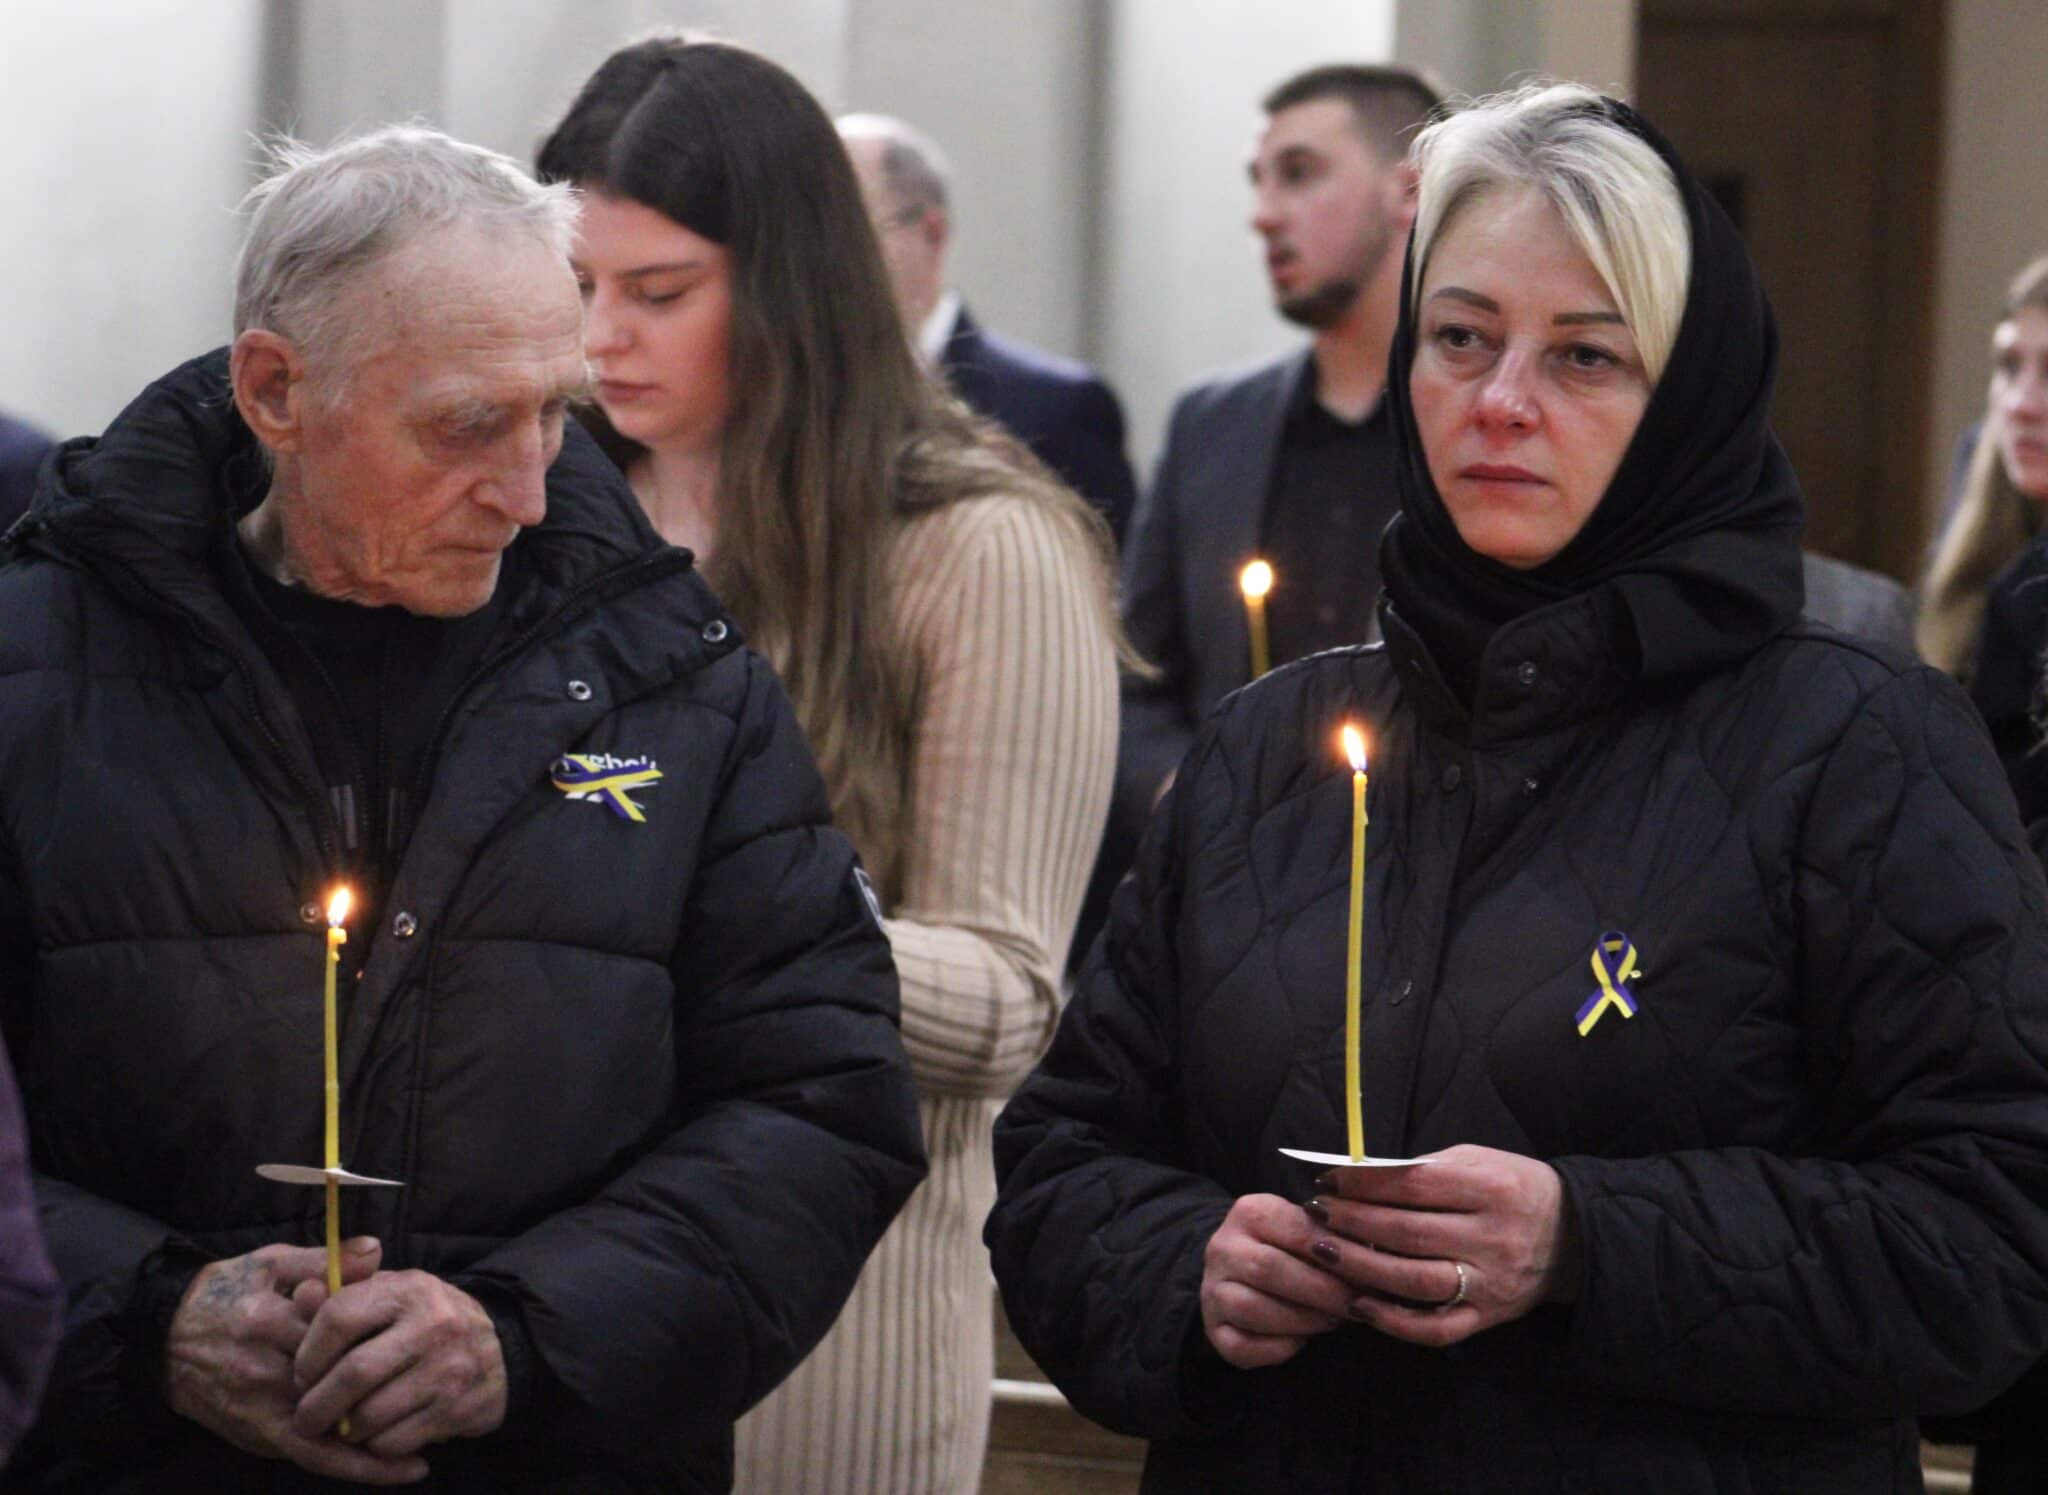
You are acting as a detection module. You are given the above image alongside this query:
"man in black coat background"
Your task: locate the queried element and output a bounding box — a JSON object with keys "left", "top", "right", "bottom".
{"left": 2, "top": 125, "right": 924, "bottom": 1491}
{"left": 1114, "top": 63, "right": 1441, "bottom": 847}
{"left": 1068, "top": 65, "right": 1440, "bottom": 975}
{"left": 840, "top": 112, "right": 1138, "bottom": 543}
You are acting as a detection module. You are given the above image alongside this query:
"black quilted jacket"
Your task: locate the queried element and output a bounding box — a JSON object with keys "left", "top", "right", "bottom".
{"left": 990, "top": 593, "right": 2048, "bottom": 1492}
{"left": 0, "top": 353, "right": 926, "bottom": 1491}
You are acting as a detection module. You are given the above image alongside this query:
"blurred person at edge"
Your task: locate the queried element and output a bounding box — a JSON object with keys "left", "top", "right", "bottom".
{"left": 1933, "top": 284, "right": 2048, "bottom": 1495}
{"left": 537, "top": 34, "right": 1122, "bottom": 1495}
{"left": 987, "top": 84, "right": 2048, "bottom": 1492}
{"left": 0, "top": 412, "right": 53, "bottom": 531}
{"left": 0, "top": 1026, "right": 59, "bottom": 1471}
{"left": 838, "top": 112, "right": 1140, "bottom": 544}
{"left": 1938, "top": 262, "right": 2048, "bottom": 1495}
{"left": 1, "top": 125, "right": 924, "bottom": 1490}
{"left": 1917, "top": 255, "right": 2048, "bottom": 681}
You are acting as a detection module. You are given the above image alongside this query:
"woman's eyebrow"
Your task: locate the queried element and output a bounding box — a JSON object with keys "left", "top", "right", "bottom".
{"left": 1427, "top": 286, "right": 1498, "bottom": 313}
{"left": 1554, "top": 311, "right": 1626, "bottom": 326}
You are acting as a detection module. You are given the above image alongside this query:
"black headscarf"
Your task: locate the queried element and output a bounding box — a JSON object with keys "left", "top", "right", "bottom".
{"left": 1378, "top": 95, "right": 1804, "bottom": 709}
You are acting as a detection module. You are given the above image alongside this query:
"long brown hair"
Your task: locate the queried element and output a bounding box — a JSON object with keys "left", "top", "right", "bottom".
{"left": 1918, "top": 254, "right": 2048, "bottom": 676}
{"left": 539, "top": 35, "right": 1123, "bottom": 893}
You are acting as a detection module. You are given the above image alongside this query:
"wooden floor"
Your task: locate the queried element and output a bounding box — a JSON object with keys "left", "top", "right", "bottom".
{"left": 981, "top": 1292, "right": 1979, "bottom": 1494}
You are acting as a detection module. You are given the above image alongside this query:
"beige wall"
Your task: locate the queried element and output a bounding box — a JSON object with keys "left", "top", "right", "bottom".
{"left": 843, "top": 0, "right": 1099, "bottom": 363}
{"left": 0, "top": 0, "right": 264, "bottom": 440}
{"left": 1927, "top": 0, "right": 2048, "bottom": 518}
{"left": 1396, "top": 0, "right": 1635, "bottom": 100}
{"left": 440, "top": 0, "right": 850, "bottom": 160}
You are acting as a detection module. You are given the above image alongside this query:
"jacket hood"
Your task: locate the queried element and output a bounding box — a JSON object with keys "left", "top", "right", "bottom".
{"left": 24, "top": 347, "right": 667, "bottom": 626}
{"left": 1378, "top": 94, "right": 1805, "bottom": 716}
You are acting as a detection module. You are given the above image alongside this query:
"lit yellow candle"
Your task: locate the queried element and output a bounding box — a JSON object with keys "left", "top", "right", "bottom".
{"left": 1240, "top": 560, "right": 1273, "bottom": 679}
{"left": 1340, "top": 726, "right": 1368, "bottom": 1160}
{"left": 322, "top": 888, "right": 350, "bottom": 1297}
{"left": 322, "top": 886, "right": 352, "bottom": 1439}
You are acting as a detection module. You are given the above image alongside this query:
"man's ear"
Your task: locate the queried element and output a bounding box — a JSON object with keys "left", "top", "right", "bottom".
{"left": 230, "top": 330, "right": 307, "bottom": 455}
{"left": 1392, "top": 160, "right": 1421, "bottom": 226}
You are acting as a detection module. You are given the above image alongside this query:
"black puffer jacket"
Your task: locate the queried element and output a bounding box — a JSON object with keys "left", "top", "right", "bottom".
{"left": 0, "top": 352, "right": 926, "bottom": 1491}
{"left": 990, "top": 600, "right": 2048, "bottom": 1491}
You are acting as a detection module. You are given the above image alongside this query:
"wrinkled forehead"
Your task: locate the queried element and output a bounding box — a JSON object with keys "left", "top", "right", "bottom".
{"left": 344, "top": 230, "right": 586, "bottom": 400}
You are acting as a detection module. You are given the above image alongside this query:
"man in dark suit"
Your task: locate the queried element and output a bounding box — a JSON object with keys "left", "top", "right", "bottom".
{"left": 839, "top": 113, "right": 1138, "bottom": 542}
{"left": 1112, "top": 63, "right": 1441, "bottom": 857}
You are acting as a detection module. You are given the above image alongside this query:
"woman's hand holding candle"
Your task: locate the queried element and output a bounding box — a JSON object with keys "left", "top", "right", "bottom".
{"left": 1199, "top": 1194, "right": 1357, "bottom": 1369}
{"left": 1298, "top": 1144, "right": 1579, "bottom": 1348}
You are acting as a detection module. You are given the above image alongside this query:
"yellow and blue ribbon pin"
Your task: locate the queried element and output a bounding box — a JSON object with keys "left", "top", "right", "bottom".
{"left": 1575, "top": 931, "right": 1642, "bottom": 1036}
{"left": 551, "top": 754, "right": 663, "bottom": 823}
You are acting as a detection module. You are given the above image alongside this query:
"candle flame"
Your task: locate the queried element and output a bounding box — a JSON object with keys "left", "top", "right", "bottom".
{"left": 326, "top": 887, "right": 352, "bottom": 928}
{"left": 1340, "top": 724, "right": 1367, "bottom": 774}
{"left": 1239, "top": 559, "right": 1274, "bottom": 601}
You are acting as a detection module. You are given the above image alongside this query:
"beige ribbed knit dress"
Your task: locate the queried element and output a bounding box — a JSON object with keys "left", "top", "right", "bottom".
{"left": 731, "top": 493, "right": 1117, "bottom": 1494}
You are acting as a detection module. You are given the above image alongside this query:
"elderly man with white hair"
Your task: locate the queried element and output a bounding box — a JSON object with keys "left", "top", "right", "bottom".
{"left": 1, "top": 125, "right": 923, "bottom": 1491}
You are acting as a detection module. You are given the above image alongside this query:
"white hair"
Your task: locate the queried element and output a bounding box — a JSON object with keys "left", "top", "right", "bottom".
{"left": 836, "top": 112, "right": 952, "bottom": 216}
{"left": 233, "top": 124, "right": 578, "bottom": 388}
{"left": 1409, "top": 83, "right": 1690, "bottom": 383}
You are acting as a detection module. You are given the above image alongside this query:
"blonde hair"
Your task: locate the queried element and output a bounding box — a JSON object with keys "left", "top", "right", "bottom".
{"left": 1916, "top": 254, "right": 2048, "bottom": 676}
{"left": 1409, "top": 82, "right": 1690, "bottom": 384}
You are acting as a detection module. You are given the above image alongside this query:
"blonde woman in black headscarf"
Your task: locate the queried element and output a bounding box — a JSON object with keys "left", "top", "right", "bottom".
{"left": 990, "top": 85, "right": 2048, "bottom": 1493}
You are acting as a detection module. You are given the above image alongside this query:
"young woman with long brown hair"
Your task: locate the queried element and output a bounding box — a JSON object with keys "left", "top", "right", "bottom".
{"left": 539, "top": 35, "right": 1121, "bottom": 1494}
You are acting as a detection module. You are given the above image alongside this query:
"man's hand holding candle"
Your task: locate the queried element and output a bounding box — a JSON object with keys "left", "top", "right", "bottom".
{"left": 291, "top": 1268, "right": 508, "bottom": 1458}
{"left": 164, "top": 1237, "right": 423, "bottom": 1484}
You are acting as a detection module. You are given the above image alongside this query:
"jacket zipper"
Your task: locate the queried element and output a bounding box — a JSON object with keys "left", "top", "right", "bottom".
{"left": 383, "top": 545, "right": 696, "bottom": 1240}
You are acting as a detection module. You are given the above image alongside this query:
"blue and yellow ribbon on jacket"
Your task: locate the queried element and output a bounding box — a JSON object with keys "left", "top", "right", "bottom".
{"left": 551, "top": 754, "right": 663, "bottom": 823}
{"left": 1574, "top": 931, "right": 1642, "bottom": 1036}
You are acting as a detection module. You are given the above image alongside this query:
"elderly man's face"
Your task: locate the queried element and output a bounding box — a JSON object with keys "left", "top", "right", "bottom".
{"left": 284, "top": 229, "right": 587, "bottom": 616}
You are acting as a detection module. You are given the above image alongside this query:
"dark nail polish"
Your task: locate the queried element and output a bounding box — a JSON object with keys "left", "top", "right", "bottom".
{"left": 1303, "top": 1197, "right": 1332, "bottom": 1226}
{"left": 1310, "top": 1238, "right": 1340, "bottom": 1266}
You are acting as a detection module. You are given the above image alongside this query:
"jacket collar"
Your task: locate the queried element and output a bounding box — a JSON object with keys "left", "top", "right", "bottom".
{"left": 1382, "top": 586, "right": 1638, "bottom": 744}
